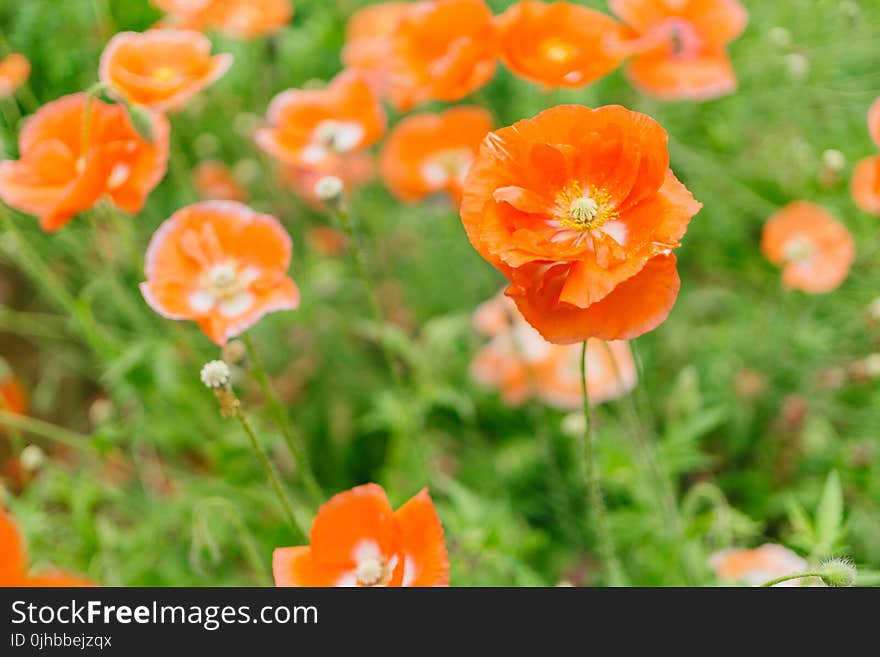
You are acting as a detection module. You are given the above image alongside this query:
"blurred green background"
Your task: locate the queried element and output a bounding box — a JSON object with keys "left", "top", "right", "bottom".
{"left": 0, "top": 0, "right": 878, "bottom": 586}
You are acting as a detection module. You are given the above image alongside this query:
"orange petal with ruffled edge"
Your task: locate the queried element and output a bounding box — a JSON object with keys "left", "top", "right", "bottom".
{"left": 394, "top": 489, "right": 450, "bottom": 587}
{"left": 272, "top": 546, "right": 342, "bottom": 587}
{"left": 851, "top": 155, "right": 880, "bottom": 215}
{"left": 508, "top": 253, "right": 681, "bottom": 343}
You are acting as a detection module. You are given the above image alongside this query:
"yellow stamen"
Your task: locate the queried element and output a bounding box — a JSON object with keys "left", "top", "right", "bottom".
{"left": 152, "top": 66, "right": 176, "bottom": 83}
{"left": 556, "top": 182, "right": 618, "bottom": 231}
{"left": 541, "top": 38, "right": 577, "bottom": 63}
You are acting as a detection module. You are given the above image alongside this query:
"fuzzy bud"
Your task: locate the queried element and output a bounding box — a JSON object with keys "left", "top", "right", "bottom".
{"left": 819, "top": 558, "right": 857, "bottom": 587}
{"left": 314, "top": 176, "right": 344, "bottom": 204}
{"left": 200, "top": 360, "right": 231, "bottom": 389}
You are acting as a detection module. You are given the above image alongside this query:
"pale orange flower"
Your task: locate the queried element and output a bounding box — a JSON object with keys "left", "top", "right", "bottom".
{"left": 380, "top": 106, "right": 492, "bottom": 205}
{"left": 710, "top": 544, "right": 809, "bottom": 587}
{"left": 851, "top": 155, "right": 880, "bottom": 215}
{"left": 471, "top": 291, "right": 636, "bottom": 408}
{"left": 140, "top": 201, "right": 300, "bottom": 345}
{"left": 193, "top": 160, "right": 247, "bottom": 201}
{"left": 273, "top": 484, "right": 449, "bottom": 587}
{"left": 761, "top": 201, "right": 855, "bottom": 294}
{"left": 99, "top": 29, "right": 232, "bottom": 112}
{"left": 869, "top": 97, "right": 880, "bottom": 148}
{"left": 255, "top": 71, "right": 385, "bottom": 170}
{"left": 0, "top": 93, "right": 169, "bottom": 231}
{"left": 306, "top": 226, "right": 348, "bottom": 257}
{"left": 460, "top": 104, "right": 701, "bottom": 343}
{"left": 496, "top": 2, "right": 626, "bottom": 89}
{"left": 279, "top": 152, "right": 374, "bottom": 209}
{"left": 1, "top": 507, "right": 93, "bottom": 587}
{"left": 385, "top": 0, "right": 499, "bottom": 111}
{"left": 0, "top": 53, "right": 30, "bottom": 98}
{"left": 609, "top": 0, "right": 747, "bottom": 101}
{"left": 342, "top": 2, "right": 409, "bottom": 96}
{"left": 152, "top": 0, "right": 293, "bottom": 38}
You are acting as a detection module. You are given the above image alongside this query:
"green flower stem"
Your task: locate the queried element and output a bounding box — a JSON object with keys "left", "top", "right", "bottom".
{"left": 601, "top": 340, "right": 701, "bottom": 586}
{"left": 579, "top": 340, "right": 626, "bottom": 586}
{"left": 233, "top": 404, "right": 307, "bottom": 544}
{"left": 242, "top": 332, "right": 323, "bottom": 505}
{"left": 0, "top": 409, "right": 92, "bottom": 451}
{"left": 332, "top": 202, "right": 402, "bottom": 385}
{"left": 759, "top": 572, "right": 821, "bottom": 587}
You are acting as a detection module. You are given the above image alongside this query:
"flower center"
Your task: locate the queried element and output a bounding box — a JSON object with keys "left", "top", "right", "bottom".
{"left": 421, "top": 149, "right": 472, "bottom": 187}
{"left": 152, "top": 66, "right": 177, "bottom": 83}
{"left": 207, "top": 263, "right": 240, "bottom": 297}
{"left": 555, "top": 182, "right": 618, "bottom": 231}
{"left": 784, "top": 235, "right": 814, "bottom": 263}
{"left": 313, "top": 120, "right": 364, "bottom": 153}
{"left": 541, "top": 37, "right": 577, "bottom": 64}
{"left": 356, "top": 556, "right": 393, "bottom": 587}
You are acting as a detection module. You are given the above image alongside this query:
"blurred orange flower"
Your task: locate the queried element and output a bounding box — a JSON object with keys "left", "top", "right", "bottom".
{"left": 273, "top": 483, "right": 449, "bottom": 587}
{"left": 0, "top": 93, "right": 169, "bottom": 231}
{"left": 280, "top": 152, "right": 374, "bottom": 209}
{"left": 380, "top": 106, "right": 492, "bottom": 205}
{"left": 496, "top": 2, "right": 626, "bottom": 89}
{"left": 255, "top": 71, "right": 385, "bottom": 170}
{"left": 0, "top": 507, "right": 93, "bottom": 586}
{"left": 852, "top": 155, "right": 880, "bottom": 215}
{"left": 460, "top": 104, "right": 701, "bottom": 343}
{"left": 0, "top": 53, "right": 30, "bottom": 98}
{"left": 710, "top": 544, "right": 808, "bottom": 587}
{"left": 761, "top": 201, "right": 855, "bottom": 294}
{"left": 385, "top": 0, "right": 498, "bottom": 111}
{"left": 306, "top": 226, "right": 348, "bottom": 257}
{"left": 153, "top": 0, "right": 293, "bottom": 38}
{"left": 140, "top": 201, "right": 300, "bottom": 345}
{"left": 609, "top": 0, "right": 747, "bottom": 101}
{"left": 342, "top": 2, "right": 409, "bottom": 96}
{"left": 471, "top": 291, "right": 637, "bottom": 408}
{"left": 0, "top": 373, "right": 27, "bottom": 417}
{"left": 193, "top": 160, "right": 247, "bottom": 201}
{"left": 99, "top": 29, "right": 232, "bottom": 112}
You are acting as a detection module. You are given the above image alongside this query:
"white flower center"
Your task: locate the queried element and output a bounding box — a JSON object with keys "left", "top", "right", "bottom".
{"left": 189, "top": 262, "right": 259, "bottom": 318}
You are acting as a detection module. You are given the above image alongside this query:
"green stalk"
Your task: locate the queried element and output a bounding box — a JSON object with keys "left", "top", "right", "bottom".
{"left": 242, "top": 332, "right": 322, "bottom": 505}
{"left": 579, "top": 340, "right": 625, "bottom": 586}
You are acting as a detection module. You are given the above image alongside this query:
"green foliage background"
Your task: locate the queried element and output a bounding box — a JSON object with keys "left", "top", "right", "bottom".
{"left": 0, "top": 0, "right": 877, "bottom": 586}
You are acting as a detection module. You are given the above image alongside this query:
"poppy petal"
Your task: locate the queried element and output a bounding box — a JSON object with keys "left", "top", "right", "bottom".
{"left": 395, "top": 489, "right": 450, "bottom": 587}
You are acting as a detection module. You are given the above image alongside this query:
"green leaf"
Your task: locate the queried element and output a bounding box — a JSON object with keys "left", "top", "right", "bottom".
{"left": 815, "top": 470, "right": 844, "bottom": 556}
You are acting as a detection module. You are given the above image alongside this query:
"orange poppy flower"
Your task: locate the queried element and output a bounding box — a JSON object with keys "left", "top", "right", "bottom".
{"left": 609, "top": 0, "right": 747, "bottom": 101}
{"left": 384, "top": 0, "right": 499, "bottom": 111}
{"left": 496, "top": 2, "right": 626, "bottom": 89}
{"left": 868, "top": 97, "right": 880, "bottom": 148}
{"left": 279, "top": 152, "right": 374, "bottom": 209}
{"left": 0, "top": 507, "right": 93, "bottom": 587}
{"left": 193, "top": 160, "right": 246, "bottom": 201}
{"left": 761, "top": 201, "right": 855, "bottom": 294}
{"left": 851, "top": 155, "right": 880, "bottom": 215}
{"left": 471, "top": 291, "right": 636, "bottom": 408}
{"left": 380, "top": 106, "right": 492, "bottom": 205}
{"left": 0, "top": 92, "right": 169, "bottom": 231}
{"left": 99, "top": 29, "right": 233, "bottom": 112}
{"left": 0, "top": 53, "right": 30, "bottom": 98}
{"left": 255, "top": 71, "right": 385, "bottom": 170}
{"left": 460, "top": 104, "right": 701, "bottom": 344}
{"left": 342, "top": 2, "right": 409, "bottom": 97}
{"left": 710, "top": 544, "right": 808, "bottom": 587}
{"left": 152, "top": 0, "right": 293, "bottom": 39}
{"left": 140, "top": 201, "right": 300, "bottom": 345}
{"left": 273, "top": 483, "right": 449, "bottom": 587}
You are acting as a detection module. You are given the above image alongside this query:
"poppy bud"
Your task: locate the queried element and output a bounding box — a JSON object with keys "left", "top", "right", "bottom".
{"left": 819, "top": 558, "right": 856, "bottom": 587}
